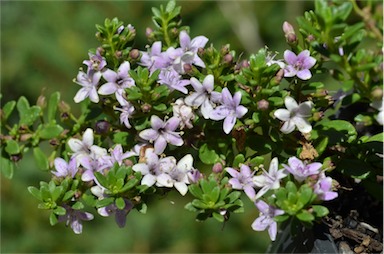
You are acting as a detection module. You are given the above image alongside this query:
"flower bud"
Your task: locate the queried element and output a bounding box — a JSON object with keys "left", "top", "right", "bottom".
{"left": 129, "top": 49, "right": 140, "bottom": 60}
{"left": 223, "top": 53, "right": 233, "bottom": 64}
{"left": 275, "top": 68, "right": 285, "bottom": 83}
{"left": 20, "top": 134, "right": 33, "bottom": 142}
{"left": 58, "top": 101, "right": 71, "bottom": 113}
{"left": 371, "top": 87, "right": 383, "bottom": 100}
{"left": 115, "top": 50, "right": 122, "bottom": 59}
{"left": 95, "top": 120, "right": 110, "bottom": 135}
{"left": 306, "top": 34, "right": 316, "bottom": 42}
{"left": 141, "top": 103, "right": 152, "bottom": 113}
{"left": 257, "top": 99, "right": 269, "bottom": 111}
{"left": 36, "top": 95, "right": 46, "bottom": 109}
{"left": 212, "top": 162, "right": 223, "bottom": 173}
{"left": 97, "top": 47, "right": 105, "bottom": 56}
{"left": 282, "top": 21, "right": 297, "bottom": 44}
{"left": 146, "top": 27, "right": 154, "bottom": 39}
{"left": 197, "top": 47, "right": 205, "bottom": 56}
{"left": 183, "top": 63, "right": 193, "bottom": 74}
{"left": 312, "top": 111, "right": 324, "bottom": 121}
{"left": 221, "top": 44, "right": 230, "bottom": 55}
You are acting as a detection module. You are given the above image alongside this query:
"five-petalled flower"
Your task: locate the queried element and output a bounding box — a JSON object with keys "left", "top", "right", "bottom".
{"left": 210, "top": 87, "right": 248, "bottom": 134}
{"left": 139, "top": 115, "right": 183, "bottom": 154}
{"left": 274, "top": 96, "right": 313, "bottom": 134}
{"left": 283, "top": 49, "right": 316, "bottom": 80}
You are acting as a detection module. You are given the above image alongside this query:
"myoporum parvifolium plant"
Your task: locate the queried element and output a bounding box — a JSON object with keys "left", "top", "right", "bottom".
{"left": 1, "top": 0, "right": 382, "bottom": 249}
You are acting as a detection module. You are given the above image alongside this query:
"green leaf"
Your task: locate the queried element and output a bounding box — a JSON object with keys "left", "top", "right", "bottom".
{"left": 312, "top": 205, "right": 329, "bottom": 217}
{"left": 363, "top": 133, "right": 383, "bottom": 143}
{"left": 33, "top": 147, "right": 49, "bottom": 170}
{"left": 165, "top": 0, "right": 176, "bottom": 13}
{"left": 39, "top": 124, "right": 63, "bottom": 139}
{"left": 115, "top": 197, "right": 126, "bottom": 210}
{"left": 2, "top": 100, "right": 16, "bottom": 120}
{"left": 252, "top": 112, "right": 260, "bottom": 123}
{"left": 53, "top": 206, "right": 67, "bottom": 216}
{"left": 341, "top": 93, "right": 361, "bottom": 106}
{"left": 28, "top": 186, "right": 42, "bottom": 200}
{"left": 212, "top": 212, "right": 225, "bottom": 222}
{"left": 184, "top": 202, "right": 199, "bottom": 212}
{"left": 113, "top": 132, "right": 130, "bottom": 146}
{"left": 191, "top": 199, "right": 209, "bottom": 209}
{"left": 274, "top": 214, "right": 290, "bottom": 223}
{"left": 296, "top": 210, "right": 315, "bottom": 222}
{"left": 47, "top": 92, "right": 60, "bottom": 122}
{"left": 51, "top": 186, "right": 63, "bottom": 201}
{"left": 17, "top": 96, "right": 41, "bottom": 126}
{"left": 49, "top": 212, "right": 58, "bottom": 226}
{"left": 5, "top": 140, "right": 20, "bottom": 155}
{"left": 298, "top": 184, "right": 313, "bottom": 206}
{"left": 1, "top": 157, "right": 14, "bottom": 179}
{"left": 233, "top": 154, "right": 245, "bottom": 167}
{"left": 285, "top": 181, "right": 297, "bottom": 194}
{"left": 72, "top": 201, "right": 84, "bottom": 210}
{"left": 153, "top": 104, "right": 167, "bottom": 111}
{"left": 189, "top": 184, "right": 203, "bottom": 199}
{"left": 210, "top": 186, "right": 221, "bottom": 203}
{"left": 136, "top": 202, "right": 147, "bottom": 214}
{"left": 96, "top": 197, "right": 114, "bottom": 208}
{"left": 199, "top": 143, "right": 219, "bottom": 165}
{"left": 62, "top": 190, "right": 75, "bottom": 201}
{"left": 316, "top": 120, "right": 357, "bottom": 144}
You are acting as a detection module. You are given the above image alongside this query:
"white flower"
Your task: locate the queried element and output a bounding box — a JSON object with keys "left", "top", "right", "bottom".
{"left": 156, "top": 154, "right": 193, "bottom": 196}
{"left": 253, "top": 157, "right": 288, "bottom": 200}
{"left": 274, "top": 96, "right": 313, "bottom": 134}
{"left": 370, "top": 98, "right": 383, "bottom": 125}
{"left": 173, "top": 98, "right": 195, "bottom": 129}
{"left": 68, "top": 128, "right": 94, "bottom": 162}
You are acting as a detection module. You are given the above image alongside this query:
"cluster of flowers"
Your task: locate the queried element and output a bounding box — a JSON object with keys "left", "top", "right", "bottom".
{"left": 62, "top": 26, "right": 340, "bottom": 239}
{"left": 225, "top": 157, "right": 338, "bottom": 241}
{"left": 52, "top": 128, "right": 202, "bottom": 233}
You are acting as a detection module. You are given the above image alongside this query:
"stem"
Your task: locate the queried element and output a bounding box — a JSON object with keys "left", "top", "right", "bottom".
{"left": 161, "top": 17, "right": 172, "bottom": 48}
{"left": 351, "top": 0, "right": 383, "bottom": 42}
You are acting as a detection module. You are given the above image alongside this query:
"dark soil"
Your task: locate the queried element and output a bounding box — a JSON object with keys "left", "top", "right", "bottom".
{"left": 324, "top": 173, "right": 383, "bottom": 254}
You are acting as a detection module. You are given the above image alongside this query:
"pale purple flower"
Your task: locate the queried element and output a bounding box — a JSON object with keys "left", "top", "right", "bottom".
{"left": 115, "top": 98, "right": 135, "bottom": 129}
{"left": 156, "top": 154, "right": 194, "bottom": 196}
{"left": 210, "top": 87, "right": 248, "bottom": 134}
{"left": 79, "top": 145, "right": 110, "bottom": 182}
{"left": 68, "top": 128, "right": 94, "bottom": 162}
{"left": 140, "top": 41, "right": 171, "bottom": 73}
{"left": 52, "top": 157, "right": 78, "bottom": 178}
{"left": 173, "top": 98, "right": 195, "bottom": 129}
{"left": 266, "top": 51, "right": 285, "bottom": 69}
{"left": 313, "top": 172, "right": 338, "bottom": 201}
{"left": 226, "top": 164, "right": 256, "bottom": 200}
{"left": 251, "top": 200, "right": 284, "bottom": 241}
{"left": 174, "top": 30, "right": 208, "bottom": 72}
{"left": 158, "top": 68, "right": 190, "bottom": 94}
{"left": 58, "top": 205, "right": 94, "bottom": 234}
{"left": 139, "top": 116, "right": 183, "bottom": 154}
{"left": 184, "top": 75, "right": 221, "bottom": 119}
{"left": 98, "top": 198, "right": 134, "bottom": 228}
{"left": 283, "top": 49, "right": 316, "bottom": 80}
{"left": 132, "top": 148, "right": 161, "bottom": 187}
{"left": 82, "top": 51, "right": 107, "bottom": 75}
{"left": 253, "top": 157, "right": 288, "bottom": 200}
{"left": 282, "top": 157, "right": 322, "bottom": 182}
{"left": 109, "top": 144, "right": 133, "bottom": 166}
{"left": 274, "top": 96, "right": 313, "bottom": 134}
{"left": 73, "top": 71, "right": 101, "bottom": 103}
{"left": 98, "top": 61, "right": 135, "bottom": 105}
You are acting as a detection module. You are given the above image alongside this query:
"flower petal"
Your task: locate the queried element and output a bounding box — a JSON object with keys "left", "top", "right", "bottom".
{"left": 274, "top": 109, "right": 291, "bottom": 121}
{"left": 293, "top": 116, "right": 312, "bottom": 133}
{"left": 284, "top": 96, "right": 299, "bottom": 112}
{"left": 202, "top": 74, "right": 214, "bottom": 92}
{"left": 151, "top": 115, "right": 164, "bottom": 130}
{"left": 165, "top": 117, "right": 180, "bottom": 131}
{"left": 297, "top": 69, "right": 312, "bottom": 80}
{"left": 174, "top": 182, "right": 188, "bottom": 196}
{"left": 139, "top": 129, "right": 159, "bottom": 142}
{"left": 154, "top": 135, "right": 167, "bottom": 154}
{"left": 280, "top": 120, "right": 296, "bottom": 134}
{"left": 98, "top": 83, "right": 117, "bottom": 95}
{"left": 283, "top": 50, "right": 297, "bottom": 65}
{"left": 223, "top": 115, "right": 236, "bottom": 134}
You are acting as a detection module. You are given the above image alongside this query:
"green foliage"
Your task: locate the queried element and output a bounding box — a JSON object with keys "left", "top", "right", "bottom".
{"left": 186, "top": 175, "right": 243, "bottom": 223}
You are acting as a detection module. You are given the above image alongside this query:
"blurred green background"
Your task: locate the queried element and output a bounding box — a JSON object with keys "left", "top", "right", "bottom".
{"left": 1, "top": 1, "right": 313, "bottom": 253}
